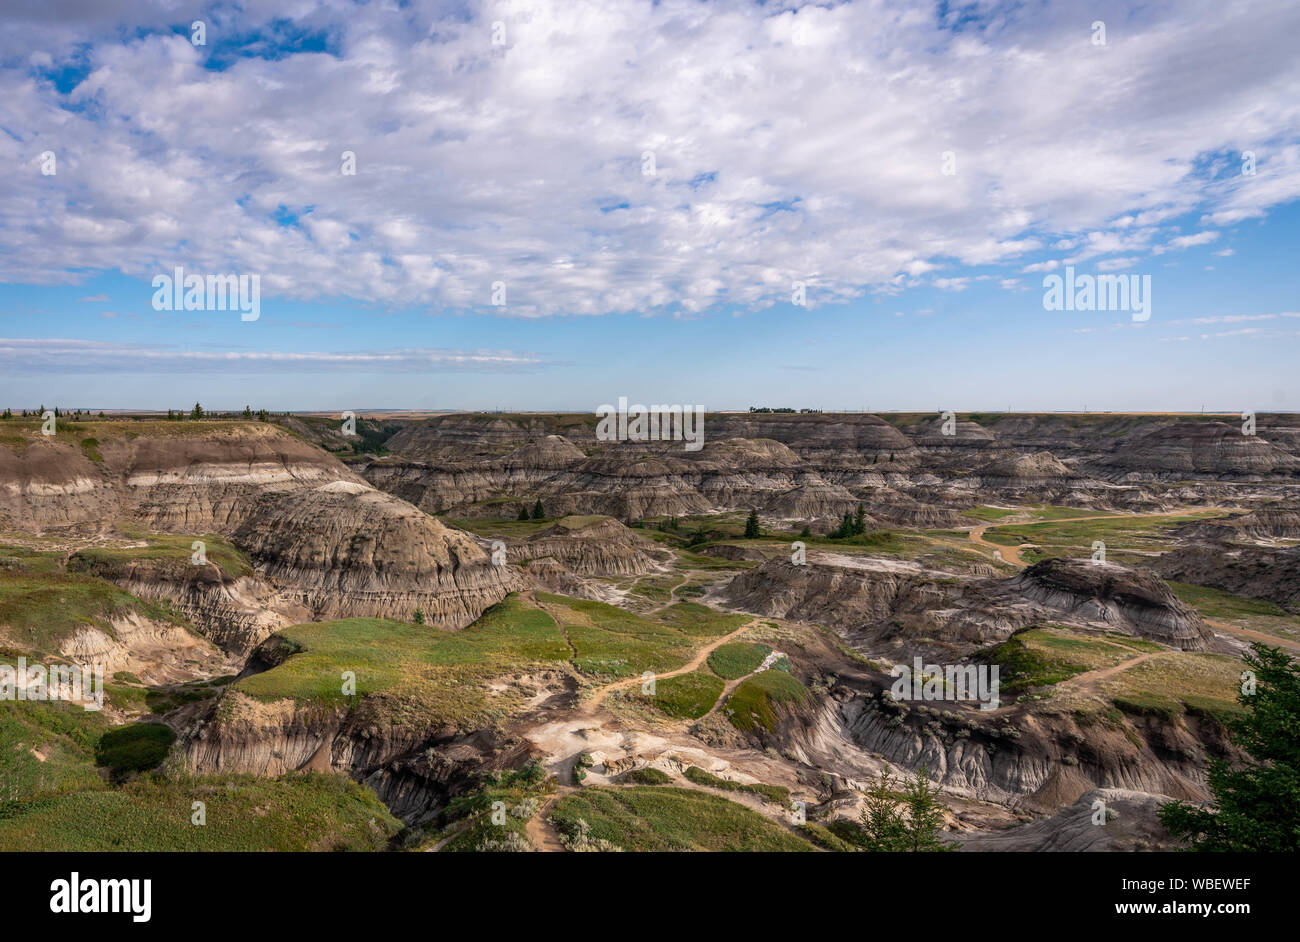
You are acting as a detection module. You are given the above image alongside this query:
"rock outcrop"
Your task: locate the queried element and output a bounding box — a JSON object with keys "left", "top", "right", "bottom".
{"left": 1008, "top": 558, "right": 1215, "bottom": 650}
{"left": 1100, "top": 422, "right": 1300, "bottom": 479}
{"left": 507, "top": 515, "right": 669, "bottom": 576}
{"left": 1153, "top": 542, "right": 1300, "bottom": 613}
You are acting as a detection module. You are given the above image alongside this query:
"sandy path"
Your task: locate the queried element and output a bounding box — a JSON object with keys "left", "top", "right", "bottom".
{"left": 581, "top": 618, "right": 759, "bottom": 713}
{"left": 966, "top": 507, "right": 1237, "bottom": 568}
{"left": 1053, "top": 651, "right": 1159, "bottom": 696}
{"left": 1205, "top": 617, "right": 1300, "bottom": 654}
{"left": 525, "top": 789, "right": 573, "bottom": 852}
{"left": 967, "top": 507, "right": 1299, "bottom": 654}
{"left": 968, "top": 525, "right": 1024, "bottom": 565}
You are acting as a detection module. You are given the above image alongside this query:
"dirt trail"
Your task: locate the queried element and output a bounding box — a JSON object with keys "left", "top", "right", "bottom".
{"left": 581, "top": 618, "right": 759, "bottom": 713}
{"left": 968, "top": 525, "right": 1024, "bottom": 565}
{"left": 967, "top": 507, "right": 1300, "bottom": 654}
{"left": 1205, "top": 618, "right": 1300, "bottom": 654}
{"left": 525, "top": 789, "right": 573, "bottom": 852}
{"left": 966, "top": 507, "right": 1238, "bottom": 569}
{"left": 1054, "top": 651, "right": 1159, "bottom": 696}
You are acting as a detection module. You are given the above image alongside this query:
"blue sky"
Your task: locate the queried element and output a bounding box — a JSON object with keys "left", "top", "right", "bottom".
{"left": 2, "top": 0, "right": 1298, "bottom": 412}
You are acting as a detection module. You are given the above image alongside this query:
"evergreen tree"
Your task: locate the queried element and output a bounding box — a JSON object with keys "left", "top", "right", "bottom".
{"left": 1159, "top": 644, "right": 1300, "bottom": 851}
{"left": 857, "top": 765, "right": 951, "bottom": 852}
{"left": 518, "top": 505, "right": 530, "bottom": 521}
{"left": 857, "top": 767, "right": 909, "bottom": 851}
{"left": 191, "top": 402, "right": 204, "bottom": 420}
{"left": 532, "top": 499, "right": 545, "bottom": 520}
{"left": 799, "top": 524, "right": 811, "bottom": 538}
{"left": 853, "top": 503, "right": 866, "bottom": 536}
{"left": 413, "top": 609, "right": 425, "bottom": 626}
{"left": 257, "top": 409, "right": 269, "bottom": 422}
{"left": 743, "top": 508, "right": 761, "bottom": 539}
{"left": 243, "top": 405, "right": 253, "bottom": 419}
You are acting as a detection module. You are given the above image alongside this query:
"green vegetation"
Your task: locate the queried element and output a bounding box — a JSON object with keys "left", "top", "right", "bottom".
{"left": 977, "top": 626, "right": 1153, "bottom": 694}
{"left": 653, "top": 671, "right": 724, "bottom": 719}
{"left": 69, "top": 530, "right": 252, "bottom": 580}
{"left": 682, "top": 765, "right": 791, "bottom": 804}
{"left": 550, "top": 786, "right": 812, "bottom": 851}
{"left": 655, "top": 601, "right": 749, "bottom": 638}
{"left": 432, "top": 760, "right": 551, "bottom": 852}
{"left": 726, "top": 669, "right": 809, "bottom": 733}
{"left": 237, "top": 595, "right": 571, "bottom": 729}
{"left": 708, "top": 641, "right": 772, "bottom": 679}
{"left": 828, "top": 503, "right": 869, "bottom": 539}
{"left": 1169, "top": 582, "right": 1300, "bottom": 645}
{"left": 978, "top": 511, "right": 1229, "bottom": 564}
{"left": 79, "top": 437, "right": 103, "bottom": 463}
{"left": 1160, "top": 644, "right": 1300, "bottom": 851}
{"left": 0, "top": 568, "right": 187, "bottom": 656}
{"left": 1105, "top": 651, "right": 1245, "bottom": 723}
{"left": 539, "top": 595, "right": 746, "bottom": 679}
{"left": 0, "top": 773, "right": 401, "bottom": 851}
{"left": 797, "top": 821, "right": 858, "bottom": 851}
{"left": 847, "top": 765, "right": 952, "bottom": 852}
{"left": 94, "top": 722, "right": 176, "bottom": 776}
{"left": 621, "top": 767, "right": 673, "bottom": 785}
{"left": 0, "top": 701, "right": 109, "bottom": 802}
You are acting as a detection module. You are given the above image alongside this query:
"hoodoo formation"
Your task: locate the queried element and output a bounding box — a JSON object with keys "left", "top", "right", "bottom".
{"left": 2, "top": 409, "right": 1295, "bottom": 856}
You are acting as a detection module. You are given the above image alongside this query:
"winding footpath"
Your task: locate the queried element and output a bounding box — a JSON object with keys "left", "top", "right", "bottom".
{"left": 968, "top": 507, "right": 1300, "bottom": 654}
{"left": 581, "top": 617, "right": 760, "bottom": 713}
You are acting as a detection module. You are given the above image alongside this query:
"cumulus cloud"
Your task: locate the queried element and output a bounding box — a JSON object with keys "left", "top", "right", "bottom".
{"left": 1, "top": 0, "right": 1299, "bottom": 317}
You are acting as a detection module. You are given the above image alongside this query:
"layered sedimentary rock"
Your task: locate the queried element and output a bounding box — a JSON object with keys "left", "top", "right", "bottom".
{"left": 507, "top": 515, "right": 668, "bottom": 576}
{"left": 55, "top": 611, "right": 230, "bottom": 685}
{"left": 361, "top": 412, "right": 1300, "bottom": 525}
{"left": 231, "top": 480, "right": 520, "bottom": 625}
{"left": 723, "top": 553, "right": 1214, "bottom": 652}
{"left": 68, "top": 553, "right": 299, "bottom": 655}
{"left": 1008, "top": 558, "right": 1215, "bottom": 650}
{"left": 1098, "top": 422, "right": 1300, "bottom": 479}
{"left": 1, "top": 424, "right": 518, "bottom": 630}
{"left": 958, "top": 788, "right": 1179, "bottom": 851}
{"left": 0, "top": 439, "right": 120, "bottom": 531}
{"left": 974, "top": 451, "right": 1078, "bottom": 487}
{"left": 722, "top": 553, "right": 1028, "bottom": 652}
{"left": 1153, "top": 542, "right": 1300, "bottom": 613}
{"left": 907, "top": 417, "right": 997, "bottom": 449}
{"left": 1184, "top": 502, "right": 1300, "bottom": 541}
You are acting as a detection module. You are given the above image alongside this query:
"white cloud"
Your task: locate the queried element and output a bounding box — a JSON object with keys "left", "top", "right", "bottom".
{"left": 0, "top": 338, "right": 552, "bottom": 373}
{"left": 1, "top": 0, "right": 1298, "bottom": 316}
{"left": 1154, "top": 230, "right": 1220, "bottom": 254}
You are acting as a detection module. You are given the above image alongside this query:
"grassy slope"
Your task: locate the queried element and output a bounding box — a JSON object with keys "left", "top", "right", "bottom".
{"left": 708, "top": 641, "right": 773, "bottom": 679}
{"left": 236, "top": 595, "right": 570, "bottom": 728}
{"left": 0, "top": 773, "right": 400, "bottom": 851}
{"left": 537, "top": 594, "right": 746, "bottom": 678}
{"left": 69, "top": 530, "right": 253, "bottom": 580}
{"left": 550, "top": 786, "right": 812, "bottom": 851}
{"left": 0, "top": 569, "right": 188, "bottom": 657}
{"left": 726, "top": 669, "right": 809, "bottom": 733}
{"left": 652, "top": 670, "right": 725, "bottom": 719}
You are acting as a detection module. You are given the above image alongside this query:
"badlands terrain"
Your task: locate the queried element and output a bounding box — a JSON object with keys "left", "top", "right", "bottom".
{"left": 1, "top": 410, "right": 1297, "bottom": 851}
